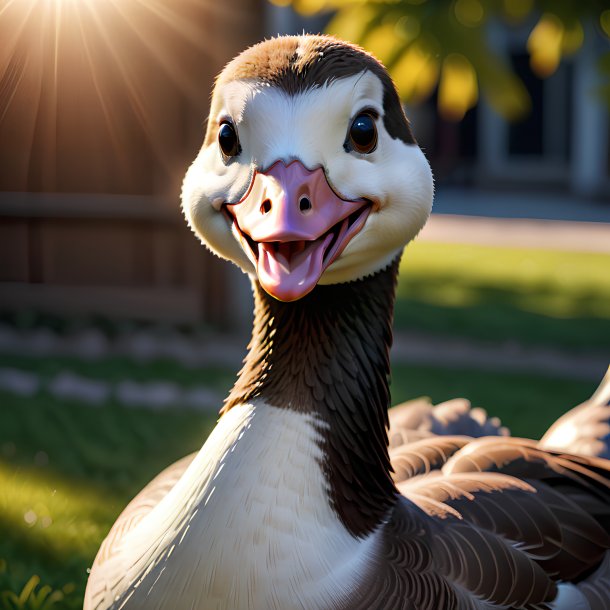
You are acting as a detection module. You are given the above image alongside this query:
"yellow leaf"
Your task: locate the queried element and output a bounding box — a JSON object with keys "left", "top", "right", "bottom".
{"left": 600, "top": 10, "right": 610, "bottom": 39}
{"left": 364, "top": 22, "right": 400, "bottom": 64}
{"left": 527, "top": 13, "right": 563, "bottom": 77}
{"left": 438, "top": 53, "right": 478, "bottom": 121}
{"left": 394, "top": 15, "right": 421, "bottom": 43}
{"left": 454, "top": 0, "right": 485, "bottom": 28}
{"left": 484, "top": 70, "right": 530, "bottom": 121}
{"left": 325, "top": 5, "right": 377, "bottom": 45}
{"left": 412, "top": 57, "right": 440, "bottom": 102}
{"left": 392, "top": 43, "right": 439, "bottom": 103}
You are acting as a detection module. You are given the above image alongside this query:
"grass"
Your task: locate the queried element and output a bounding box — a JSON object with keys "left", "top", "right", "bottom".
{"left": 0, "top": 353, "right": 237, "bottom": 391}
{"left": 390, "top": 364, "right": 595, "bottom": 440}
{"left": 397, "top": 242, "right": 610, "bottom": 351}
{"left": 0, "top": 391, "right": 218, "bottom": 609}
{"left": 0, "top": 358, "right": 597, "bottom": 608}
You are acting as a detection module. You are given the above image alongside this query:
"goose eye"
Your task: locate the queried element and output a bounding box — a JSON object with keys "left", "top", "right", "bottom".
{"left": 348, "top": 113, "right": 377, "bottom": 154}
{"left": 218, "top": 121, "right": 240, "bottom": 158}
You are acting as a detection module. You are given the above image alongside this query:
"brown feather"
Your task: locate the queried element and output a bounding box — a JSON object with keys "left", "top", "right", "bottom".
{"left": 390, "top": 436, "right": 470, "bottom": 482}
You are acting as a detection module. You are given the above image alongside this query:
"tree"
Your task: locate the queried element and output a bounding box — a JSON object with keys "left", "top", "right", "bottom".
{"left": 273, "top": 0, "right": 610, "bottom": 120}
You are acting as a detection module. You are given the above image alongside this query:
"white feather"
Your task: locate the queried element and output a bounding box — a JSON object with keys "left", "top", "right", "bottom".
{"left": 87, "top": 401, "right": 379, "bottom": 610}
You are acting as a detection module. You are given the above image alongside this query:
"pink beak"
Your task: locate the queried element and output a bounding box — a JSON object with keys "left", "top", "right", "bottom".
{"left": 226, "top": 160, "right": 371, "bottom": 302}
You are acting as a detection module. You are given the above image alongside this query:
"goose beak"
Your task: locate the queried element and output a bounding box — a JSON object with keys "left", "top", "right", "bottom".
{"left": 225, "top": 160, "right": 371, "bottom": 302}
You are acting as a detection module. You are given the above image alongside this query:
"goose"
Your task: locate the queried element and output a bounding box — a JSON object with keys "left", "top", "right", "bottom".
{"left": 85, "top": 35, "right": 610, "bottom": 610}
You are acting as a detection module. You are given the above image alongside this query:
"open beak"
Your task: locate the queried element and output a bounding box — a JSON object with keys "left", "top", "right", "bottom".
{"left": 225, "top": 160, "right": 371, "bottom": 302}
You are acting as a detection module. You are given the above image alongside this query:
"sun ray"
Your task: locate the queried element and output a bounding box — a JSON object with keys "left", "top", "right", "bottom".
{"left": 73, "top": 3, "right": 133, "bottom": 171}
{"left": 109, "top": 0, "right": 201, "bottom": 100}
{"left": 0, "top": 0, "right": 23, "bottom": 20}
{"left": 0, "top": 53, "right": 26, "bottom": 124}
{"left": 81, "top": 0, "right": 174, "bottom": 174}
{"left": 0, "top": 0, "right": 225, "bottom": 192}
{"left": 1, "top": 0, "right": 37, "bottom": 68}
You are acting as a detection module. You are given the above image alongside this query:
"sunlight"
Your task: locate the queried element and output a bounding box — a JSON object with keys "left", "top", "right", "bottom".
{"left": 438, "top": 53, "right": 478, "bottom": 121}
{"left": 41, "top": 0, "right": 104, "bottom": 5}
{"left": 0, "top": 459, "right": 122, "bottom": 560}
{"left": 401, "top": 242, "right": 610, "bottom": 320}
{"left": 0, "top": 0, "right": 225, "bottom": 191}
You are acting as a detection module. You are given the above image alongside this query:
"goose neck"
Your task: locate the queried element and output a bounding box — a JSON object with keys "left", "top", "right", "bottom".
{"left": 224, "top": 256, "right": 401, "bottom": 537}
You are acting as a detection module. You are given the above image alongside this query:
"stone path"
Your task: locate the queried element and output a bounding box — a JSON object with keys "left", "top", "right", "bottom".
{"left": 0, "top": 324, "right": 244, "bottom": 368}
{"left": 0, "top": 322, "right": 607, "bottom": 412}
{"left": 0, "top": 366, "right": 223, "bottom": 411}
{"left": 1, "top": 323, "right": 607, "bottom": 381}
{"left": 391, "top": 331, "right": 608, "bottom": 382}
{"left": 420, "top": 214, "right": 610, "bottom": 254}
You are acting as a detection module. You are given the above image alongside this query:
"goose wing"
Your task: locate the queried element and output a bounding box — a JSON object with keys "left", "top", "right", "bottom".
{"left": 388, "top": 398, "right": 509, "bottom": 450}
{"left": 384, "top": 438, "right": 610, "bottom": 609}
{"left": 84, "top": 452, "right": 197, "bottom": 610}
{"left": 539, "top": 367, "right": 610, "bottom": 459}
{"left": 389, "top": 369, "right": 610, "bottom": 459}
{"left": 389, "top": 435, "right": 470, "bottom": 482}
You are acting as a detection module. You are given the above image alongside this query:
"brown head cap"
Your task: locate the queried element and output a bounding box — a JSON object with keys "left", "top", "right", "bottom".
{"left": 205, "top": 35, "right": 415, "bottom": 146}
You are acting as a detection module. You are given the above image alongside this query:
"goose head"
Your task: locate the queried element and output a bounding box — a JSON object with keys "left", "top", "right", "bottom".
{"left": 182, "top": 35, "right": 433, "bottom": 302}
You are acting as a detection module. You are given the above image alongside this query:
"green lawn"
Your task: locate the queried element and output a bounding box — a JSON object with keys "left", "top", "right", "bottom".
{"left": 0, "top": 353, "right": 237, "bottom": 391}
{"left": 397, "top": 242, "right": 610, "bottom": 351}
{"left": 390, "top": 364, "right": 595, "bottom": 439}
{"left": 0, "top": 392, "right": 218, "bottom": 609}
{"left": 0, "top": 359, "right": 597, "bottom": 609}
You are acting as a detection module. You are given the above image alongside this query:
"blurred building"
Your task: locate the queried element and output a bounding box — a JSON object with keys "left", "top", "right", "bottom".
{"left": 425, "top": 22, "right": 610, "bottom": 199}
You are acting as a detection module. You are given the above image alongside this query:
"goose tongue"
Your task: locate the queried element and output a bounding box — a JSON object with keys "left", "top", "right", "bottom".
{"left": 257, "top": 234, "right": 334, "bottom": 303}
{"left": 226, "top": 160, "right": 369, "bottom": 302}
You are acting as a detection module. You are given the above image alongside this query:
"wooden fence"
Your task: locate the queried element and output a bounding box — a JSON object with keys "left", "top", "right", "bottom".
{"left": 0, "top": 0, "right": 262, "bottom": 327}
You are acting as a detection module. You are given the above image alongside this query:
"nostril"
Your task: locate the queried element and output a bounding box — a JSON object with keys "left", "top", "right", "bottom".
{"left": 260, "top": 199, "right": 272, "bottom": 215}
{"left": 299, "top": 196, "right": 312, "bottom": 213}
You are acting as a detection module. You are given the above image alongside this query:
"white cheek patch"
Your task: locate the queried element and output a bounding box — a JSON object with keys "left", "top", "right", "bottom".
{"left": 321, "top": 137, "right": 433, "bottom": 284}
{"left": 181, "top": 72, "right": 433, "bottom": 282}
{"left": 182, "top": 146, "right": 255, "bottom": 273}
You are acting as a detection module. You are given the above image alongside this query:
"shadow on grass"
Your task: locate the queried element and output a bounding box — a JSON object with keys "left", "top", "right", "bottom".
{"left": 390, "top": 363, "right": 596, "bottom": 439}
{"left": 0, "top": 392, "right": 218, "bottom": 495}
{"left": 395, "top": 273, "right": 610, "bottom": 351}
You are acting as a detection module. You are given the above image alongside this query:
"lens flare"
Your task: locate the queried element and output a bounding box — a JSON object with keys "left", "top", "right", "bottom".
{"left": 0, "top": 0, "right": 232, "bottom": 192}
